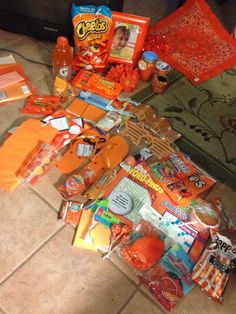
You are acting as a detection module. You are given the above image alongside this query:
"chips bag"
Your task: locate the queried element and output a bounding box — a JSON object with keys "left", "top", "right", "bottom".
{"left": 191, "top": 230, "right": 236, "bottom": 303}
{"left": 71, "top": 4, "right": 112, "bottom": 70}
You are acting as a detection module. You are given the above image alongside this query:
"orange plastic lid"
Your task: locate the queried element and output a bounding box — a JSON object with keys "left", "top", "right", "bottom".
{"left": 57, "top": 36, "right": 68, "bottom": 47}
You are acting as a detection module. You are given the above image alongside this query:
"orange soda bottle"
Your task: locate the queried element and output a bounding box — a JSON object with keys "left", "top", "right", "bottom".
{"left": 52, "top": 36, "right": 73, "bottom": 81}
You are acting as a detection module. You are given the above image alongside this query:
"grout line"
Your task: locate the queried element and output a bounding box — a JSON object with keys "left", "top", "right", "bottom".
{"left": 116, "top": 286, "right": 138, "bottom": 314}
{"left": 0, "top": 224, "right": 67, "bottom": 286}
{"left": 33, "top": 73, "right": 53, "bottom": 85}
{"left": 137, "top": 286, "right": 167, "bottom": 314}
{"left": 36, "top": 41, "right": 53, "bottom": 53}
{"left": 0, "top": 35, "right": 27, "bottom": 48}
{"left": 106, "top": 257, "right": 139, "bottom": 286}
{"left": 28, "top": 186, "right": 60, "bottom": 214}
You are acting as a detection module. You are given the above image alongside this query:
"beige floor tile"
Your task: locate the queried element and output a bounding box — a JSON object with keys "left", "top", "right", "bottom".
{"left": 37, "top": 40, "right": 55, "bottom": 53}
{"left": 34, "top": 74, "right": 54, "bottom": 95}
{"left": 174, "top": 274, "right": 236, "bottom": 314}
{"left": 205, "top": 182, "right": 236, "bottom": 225}
{"left": 121, "top": 291, "right": 164, "bottom": 314}
{"left": 0, "top": 99, "right": 28, "bottom": 144}
{"left": 0, "top": 29, "right": 25, "bottom": 48}
{"left": 0, "top": 185, "right": 64, "bottom": 283}
{"left": 108, "top": 252, "right": 140, "bottom": 284}
{"left": 139, "top": 285, "right": 168, "bottom": 313}
{"left": 30, "top": 168, "right": 64, "bottom": 212}
{"left": 140, "top": 273, "right": 236, "bottom": 314}
{"left": 0, "top": 36, "right": 51, "bottom": 83}
{"left": 0, "top": 226, "right": 136, "bottom": 314}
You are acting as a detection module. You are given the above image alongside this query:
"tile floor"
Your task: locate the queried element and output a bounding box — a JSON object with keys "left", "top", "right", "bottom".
{"left": 0, "top": 0, "right": 236, "bottom": 313}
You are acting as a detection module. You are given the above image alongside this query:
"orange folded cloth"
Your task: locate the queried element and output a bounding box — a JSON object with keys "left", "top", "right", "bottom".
{"left": 0, "top": 119, "right": 58, "bottom": 191}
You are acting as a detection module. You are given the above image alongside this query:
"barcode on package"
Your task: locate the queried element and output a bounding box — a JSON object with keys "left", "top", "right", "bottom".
{"left": 21, "top": 85, "right": 30, "bottom": 94}
{"left": 0, "top": 89, "right": 7, "bottom": 100}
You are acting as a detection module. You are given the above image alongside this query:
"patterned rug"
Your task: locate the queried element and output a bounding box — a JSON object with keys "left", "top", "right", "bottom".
{"left": 145, "top": 67, "right": 236, "bottom": 189}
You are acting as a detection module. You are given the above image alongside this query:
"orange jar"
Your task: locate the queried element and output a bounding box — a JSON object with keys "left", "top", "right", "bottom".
{"left": 138, "top": 51, "right": 158, "bottom": 81}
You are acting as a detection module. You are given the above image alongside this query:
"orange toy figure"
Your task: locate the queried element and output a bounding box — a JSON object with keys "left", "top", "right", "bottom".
{"left": 121, "top": 234, "right": 165, "bottom": 271}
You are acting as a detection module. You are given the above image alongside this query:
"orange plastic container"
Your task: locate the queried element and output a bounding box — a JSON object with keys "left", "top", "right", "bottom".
{"left": 52, "top": 36, "right": 73, "bottom": 81}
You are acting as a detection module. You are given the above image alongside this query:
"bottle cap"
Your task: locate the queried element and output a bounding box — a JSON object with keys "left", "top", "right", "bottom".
{"left": 57, "top": 36, "right": 68, "bottom": 47}
{"left": 156, "top": 61, "right": 171, "bottom": 74}
{"left": 143, "top": 51, "right": 158, "bottom": 62}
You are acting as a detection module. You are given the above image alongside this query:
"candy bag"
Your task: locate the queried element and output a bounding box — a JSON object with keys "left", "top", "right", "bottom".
{"left": 191, "top": 230, "right": 236, "bottom": 303}
{"left": 140, "top": 243, "right": 195, "bottom": 311}
{"left": 71, "top": 4, "right": 112, "bottom": 70}
{"left": 21, "top": 95, "right": 60, "bottom": 115}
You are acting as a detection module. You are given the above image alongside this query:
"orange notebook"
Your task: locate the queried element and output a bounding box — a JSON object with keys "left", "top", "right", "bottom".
{"left": 66, "top": 98, "right": 106, "bottom": 123}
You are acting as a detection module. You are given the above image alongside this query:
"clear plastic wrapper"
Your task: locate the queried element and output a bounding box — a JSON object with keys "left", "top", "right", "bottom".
{"left": 116, "top": 220, "right": 195, "bottom": 311}
{"left": 17, "top": 143, "right": 60, "bottom": 185}
{"left": 140, "top": 243, "right": 195, "bottom": 311}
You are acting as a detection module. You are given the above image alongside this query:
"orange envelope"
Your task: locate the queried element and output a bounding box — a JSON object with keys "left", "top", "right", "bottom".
{"left": 0, "top": 119, "right": 58, "bottom": 191}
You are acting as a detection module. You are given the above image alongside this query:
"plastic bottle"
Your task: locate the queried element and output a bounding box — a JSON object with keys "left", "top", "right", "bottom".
{"left": 52, "top": 36, "right": 73, "bottom": 81}
{"left": 138, "top": 51, "right": 158, "bottom": 81}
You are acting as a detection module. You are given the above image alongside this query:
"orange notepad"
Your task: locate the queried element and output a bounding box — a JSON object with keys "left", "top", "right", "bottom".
{"left": 0, "top": 81, "right": 32, "bottom": 104}
{"left": 66, "top": 98, "right": 106, "bottom": 123}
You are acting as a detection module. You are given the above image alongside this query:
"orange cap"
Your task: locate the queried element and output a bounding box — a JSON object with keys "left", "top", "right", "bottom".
{"left": 57, "top": 36, "right": 68, "bottom": 47}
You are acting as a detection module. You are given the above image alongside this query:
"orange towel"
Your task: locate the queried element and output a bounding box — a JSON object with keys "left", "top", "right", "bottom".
{"left": 0, "top": 119, "right": 58, "bottom": 191}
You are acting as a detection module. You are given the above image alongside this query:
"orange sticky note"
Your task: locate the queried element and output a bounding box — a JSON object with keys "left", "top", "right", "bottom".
{"left": 66, "top": 98, "right": 106, "bottom": 123}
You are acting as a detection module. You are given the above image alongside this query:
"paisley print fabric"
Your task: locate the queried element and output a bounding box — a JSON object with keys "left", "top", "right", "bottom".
{"left": 145, "top": 0, "right": 236, "bottom": 84}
